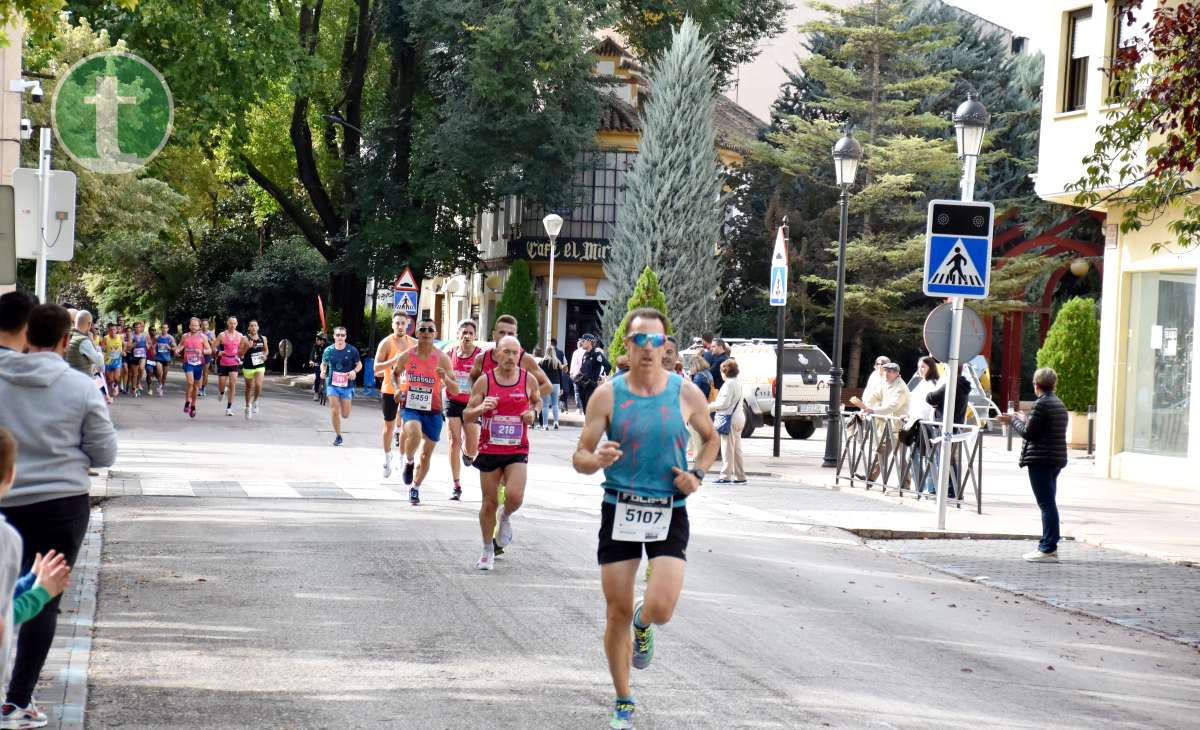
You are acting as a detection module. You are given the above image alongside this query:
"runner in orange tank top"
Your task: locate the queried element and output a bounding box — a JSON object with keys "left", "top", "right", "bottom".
{"left": 390, "top": 316, "right": 459, "bottom": 505}
{"left": 374, "top": 312, "right": 416, "bottom": 478}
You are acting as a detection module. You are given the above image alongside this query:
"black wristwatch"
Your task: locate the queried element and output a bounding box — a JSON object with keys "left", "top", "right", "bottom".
{"left": 688, "top": 468, "right": 705, "bottom": 483}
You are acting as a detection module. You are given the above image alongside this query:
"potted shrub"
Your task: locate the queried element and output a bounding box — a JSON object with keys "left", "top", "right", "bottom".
{"left": 1035, "top": 296, "right": 1100, "bottom": 448}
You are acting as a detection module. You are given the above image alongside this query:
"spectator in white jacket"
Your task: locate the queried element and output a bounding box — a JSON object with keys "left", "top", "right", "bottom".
{"left": 708, "top": 358, "right": 746, "bottom": 483}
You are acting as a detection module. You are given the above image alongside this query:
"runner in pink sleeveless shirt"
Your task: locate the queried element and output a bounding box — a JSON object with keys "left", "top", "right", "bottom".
{"left": 174, "top": 317, "right": 212, "bottom": 418}
{"left": 464, "top": 335, "right": 541, "bottom": 571}
{"left": 443, "top": 320, "right": 481, "bottom": 501}
{"left": 216, "top": 317, "right": 244, "bottom": 416}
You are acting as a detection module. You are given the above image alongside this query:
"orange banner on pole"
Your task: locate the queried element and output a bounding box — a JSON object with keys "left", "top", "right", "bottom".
{"left": 318, "top": 294, "right": 327, "bottom": 333}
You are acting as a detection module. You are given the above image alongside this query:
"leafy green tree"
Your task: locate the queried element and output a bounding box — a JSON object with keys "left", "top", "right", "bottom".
{"left": 219, "top": 238, "right": 329, "bottom": 362}
{"left": 603, "top": 17, "right": 724, "bottom": 347}
{"left": 1036, "top": 297, "right": 1099, "bottom": 412}
{"left": 1072, "top": 0, "right": 1200, "bottom": 250}
{"left": 608, "top": 267, "right": 672, "bottom": 359}
{"left": 493, "top": 260, "right": 539, "bottom": 352}
{"left": 613, "top": 0, "right": 789, "bottom": 85}
{"left": 757, "top": 0, "right": 960, "bottom": 386}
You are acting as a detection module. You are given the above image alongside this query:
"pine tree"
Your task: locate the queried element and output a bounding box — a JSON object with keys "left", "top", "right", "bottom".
{"left": 608, "top": 267, "right": 673, "bottom": 359}
{"left": 492, "top": 260, "right": 539, "bottom": 352}
{"left": 758, "top": 0, "right": 961, "bottom": 387}
{"left": 603, "top": 17, "right": 725, "bottom": 347}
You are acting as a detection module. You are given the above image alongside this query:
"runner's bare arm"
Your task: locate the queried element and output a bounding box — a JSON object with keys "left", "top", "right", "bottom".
{"left": 526, "top": 370, "right": 543, "bottom": 417}
{"left": 262, "top": 338, "right": 269, "bottom": 358}
{"left": 438, "top": 352, "right": 459, "bottom": 396}
{"left": 521, "top": 352, "right": 553, "bottom": 396}
{"left": 469, "top": 351, "right": 484, "bottom": 381}
{"left": 572, "top": 383, "right": 619, "bottom": 474}
{"left": 390, "top": 350, "right": 412, "bottom": 398}
{"left": 681, "top": 380, "right": 720, "bottom": 473}
{"left": 237, "top": 336, "right": 250, "bottom": 357}
{"left": 462, "top": 375, "right": 494, "bottom": 420}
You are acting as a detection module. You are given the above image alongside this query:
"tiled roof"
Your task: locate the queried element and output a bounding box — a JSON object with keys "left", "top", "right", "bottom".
{"left": 600, "top": 95, "right": 640, "bottom": 133}
{"left": 712, "top": 95, "right": 767, "bottom": 153}
{"left": 593, "top": 36, "right": 632, "bottom": 59}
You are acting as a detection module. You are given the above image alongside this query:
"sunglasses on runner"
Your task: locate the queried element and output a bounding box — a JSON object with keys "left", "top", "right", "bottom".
{"left": 625, "top": 332, "right": 667, "bottom": 349}
{"left": 417, "top": 326, "right": 436, "bottom": 333}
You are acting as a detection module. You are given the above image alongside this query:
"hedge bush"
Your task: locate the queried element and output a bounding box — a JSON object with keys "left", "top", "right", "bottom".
{"left": 1035, "top": 296, "right": 1099, "bottom": 412}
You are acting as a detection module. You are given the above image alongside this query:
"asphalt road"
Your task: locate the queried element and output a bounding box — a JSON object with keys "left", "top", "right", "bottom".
{"left": 86, "top": 380, "right": 1200, "bottom": 729}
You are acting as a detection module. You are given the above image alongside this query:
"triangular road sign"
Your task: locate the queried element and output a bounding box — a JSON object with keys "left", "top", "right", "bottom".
{"left": 929, "top": 238, "right": 984, "bottom": 288}
{"left": 394, "top": 267, "right": 417, "bottom": 291}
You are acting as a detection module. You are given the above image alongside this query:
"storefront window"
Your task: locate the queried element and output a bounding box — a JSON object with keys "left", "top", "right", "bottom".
{"left": 1123, "top": 271, "right": 1195, "bottom": 456}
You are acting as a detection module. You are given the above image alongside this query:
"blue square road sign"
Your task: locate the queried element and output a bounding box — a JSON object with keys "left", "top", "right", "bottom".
{"left": 923, "top": 200, "right": 994, "bottom": 299}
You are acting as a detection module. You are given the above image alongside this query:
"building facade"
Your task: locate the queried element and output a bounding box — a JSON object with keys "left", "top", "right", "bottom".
{"left": 418, "top": 37, "right": 765, "bottom": 357}
{"left": 1034, "top": 1, "right": 1198, "bottom": 486}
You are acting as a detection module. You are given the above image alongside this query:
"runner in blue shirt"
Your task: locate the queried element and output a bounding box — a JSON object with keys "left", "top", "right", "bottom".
{"left": 572, "top": 307, "right": 719, "bottom": 730}
{"left": 320, "top": 327, "right": 362, "bottom": 446}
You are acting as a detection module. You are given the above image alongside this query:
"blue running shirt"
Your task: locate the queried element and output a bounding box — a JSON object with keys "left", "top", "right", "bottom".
{"left": 602, "top": 373, "right": 689, "bottom": 505}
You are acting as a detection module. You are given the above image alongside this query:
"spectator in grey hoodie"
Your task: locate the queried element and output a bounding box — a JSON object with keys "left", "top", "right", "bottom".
{"left": 0, "top": 304, "right": 117, "bottom": 721}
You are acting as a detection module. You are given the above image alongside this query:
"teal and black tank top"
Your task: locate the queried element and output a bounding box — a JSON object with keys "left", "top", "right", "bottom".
{"left": 602, "top": 373, "right": 690, "bottom": 505}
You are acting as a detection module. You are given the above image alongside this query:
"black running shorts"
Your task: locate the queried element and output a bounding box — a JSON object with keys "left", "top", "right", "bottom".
{"left": 473, "top": 452, "right": 528, "bottom": 473}
{"left": 217, "top": 363, "right": 240, "bottom": 376}
{"left": 381, "top": 393, "right": 399, "bottom": 422}
{"left": 444, "top": 399, "right": 467, "bottom": 420}
{"left": 597, "top": 499, "right": 689, "bottom": 565}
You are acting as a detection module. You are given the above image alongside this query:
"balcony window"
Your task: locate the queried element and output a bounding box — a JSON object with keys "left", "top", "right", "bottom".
{"left": 1063, "top": 8, "right": 1092, "bottom": 112}
{"left": 1107, "top": 3, "right": 1138, "bottom": 102}
{"left": 521, "top": 150, "right": 637, "bottom": 242}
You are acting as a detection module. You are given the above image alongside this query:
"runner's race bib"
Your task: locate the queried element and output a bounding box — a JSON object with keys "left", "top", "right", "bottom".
{"left": 331, "top": 370, "right": 351, "bottom": 388}
{"left": 456, "top": 373, "right": 471, "bottom": 394}
{"left": 108, "top": 352, "right": 121, "bottom": 365}
{"left": 612, "top": 493, "right": 673, "bottom": 543}
{"left": 133, "top": 347, "right": 146, "bottom": 358}
{"left": 250, "top": 352, "right": 266, "bottom": 367}
{"left": 186, "top": 351, "right": 202, "bottom": 366}
{"left": 488, "top": 414, "right": 524, "bottom": 446}
{"left": 406, "top": 386, "right": 433, "bottom": 411}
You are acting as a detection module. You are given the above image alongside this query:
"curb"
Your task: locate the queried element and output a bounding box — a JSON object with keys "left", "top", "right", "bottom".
{"left": 849, "top": 528, "right": 1053, "bottom": 541}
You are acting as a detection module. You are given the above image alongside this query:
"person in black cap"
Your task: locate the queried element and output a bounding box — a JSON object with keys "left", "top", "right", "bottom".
{"left": 576, "top": 334, "right": 609, "bottom": 413}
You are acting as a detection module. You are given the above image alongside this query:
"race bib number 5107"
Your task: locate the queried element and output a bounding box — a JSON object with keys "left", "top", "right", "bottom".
{"left": 612, "top": 493, "right": 673, "bottom": 543}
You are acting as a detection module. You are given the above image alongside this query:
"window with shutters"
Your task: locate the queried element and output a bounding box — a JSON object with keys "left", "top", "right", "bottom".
{"left": 1063, "top": 8, "right": 1092, "bottom": 112}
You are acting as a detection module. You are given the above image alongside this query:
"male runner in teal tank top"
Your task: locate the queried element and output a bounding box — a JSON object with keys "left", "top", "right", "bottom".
{"left": 572, "top": 307, "right": 719, "bottom": 730}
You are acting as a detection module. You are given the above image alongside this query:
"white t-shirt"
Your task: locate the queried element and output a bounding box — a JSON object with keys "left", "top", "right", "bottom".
{"left": 909, "top": 378, "right": 938, "bottom": 421}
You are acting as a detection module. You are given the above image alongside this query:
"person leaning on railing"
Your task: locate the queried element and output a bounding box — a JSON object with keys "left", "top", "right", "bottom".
{"left": 858, "top": 362, "right": 909, "bottom": 481}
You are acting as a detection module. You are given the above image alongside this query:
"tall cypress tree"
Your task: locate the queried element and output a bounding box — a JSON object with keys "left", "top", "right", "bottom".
{"left": 602, "top": 17, "right": 725, "bottom": 346}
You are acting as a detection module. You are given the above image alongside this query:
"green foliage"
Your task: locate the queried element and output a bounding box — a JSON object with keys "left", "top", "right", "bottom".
{"left": 608, "top": 267, "right": 673, "bottom": 359}
{"left": 613, "top": 0, "right": 788, "bottom": 86}
{"left": 1036, "top": 297, "right": 1100, "bottom": 412}
{"left": 493, "top": 260, "right": 539, "bottom": 352}
{"left": 217, "top": 238, "right": 328, "bottom": 366}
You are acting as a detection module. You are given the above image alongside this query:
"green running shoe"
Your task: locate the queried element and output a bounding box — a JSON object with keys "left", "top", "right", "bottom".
{"left": 610, "top": 699, "right": 635, "bottom": 729}
{"left": 631, "top": 599, "right": 654, "bottom": 670}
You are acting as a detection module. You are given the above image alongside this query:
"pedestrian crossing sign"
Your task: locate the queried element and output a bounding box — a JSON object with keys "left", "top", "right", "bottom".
{"left": 394, "top": 290, "right": 417, "bottom": 315}
{"left": 769, "top": 225, "right": 788, "bottom": 307}
{"left": 923, "top": 199, "right": 994, "bottom": 299}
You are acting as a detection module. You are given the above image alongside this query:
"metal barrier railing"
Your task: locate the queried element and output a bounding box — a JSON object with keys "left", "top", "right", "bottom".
{"left": 834, "top": 413, "right": 982, "bottom": 513}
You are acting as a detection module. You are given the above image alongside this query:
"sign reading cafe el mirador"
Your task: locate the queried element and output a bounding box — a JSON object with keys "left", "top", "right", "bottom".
{"left": 509, "top": 238, "right": 611, "bottom": 264}
{"left": 52, "top": 51, "right": 173, "bottom": 174}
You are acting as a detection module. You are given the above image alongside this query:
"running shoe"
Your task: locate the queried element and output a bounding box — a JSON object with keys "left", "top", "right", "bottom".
{"left": 225, "top": 406, "right": 233, "bottom": 417}
{"left": 409, "top": 486, "right": 420, "bottom": 505}
{"left": 183, "top": 401, "right": 190, "bottom": 413}
{"left": 199, "top": 387, "right": 206, "bottom": 397}
{"left": 135, "top": 388, "right": 141, "bottom": 398}
{"left": 394, "top": 431, "right": 400, "bottom": 447}
{"left": 496, "top": 505, "right": 513, "bottom": 548}
{"left": 157, "top": 386, "right": 163, "bottom": 397}
{"left": 631, "top": 599, "right": 654, "bottom": 670}
{"left": 333, "top": 434, "right": 343, "bottom": 446}
{"left": 252, "top": 403, "right": 259, "bottom": 415}
{"left": 244, "top": 406, "right": 251, "bottom": 420}
{"left": 189, "top": 403, "right": 196, "bottom": 418}
{"left": 403, "top": 461, "right": 415, "bottom": 486}
{"left": 0, "top": 701, "right": 48, "bottom": 728}
{"left": 492, "top": 538, "right": 504, "bottom": 557}
{"left": 553, "top": 422, "right": 559, "bottom": 430}
{"left": 383, "top": 453, "right": 394, "bottom": 479}
{"left": 609, "top": 699, "right": 635, "bottom": 730}
{"left": 451, "top": 484, "right": 462, "bottom": 501}
{"left": 474, "top": 552, "right": 494, "bottom": 571}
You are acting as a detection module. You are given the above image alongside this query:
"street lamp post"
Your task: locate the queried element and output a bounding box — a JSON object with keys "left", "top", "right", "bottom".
{"left": 822, "top": 127, "right": 863, "bottom": 469}
{"left": 542, "top": 213, "right": 563, "bottom": 354}
{"left": 933, "top": 92, "right": 990, "bottom": 530}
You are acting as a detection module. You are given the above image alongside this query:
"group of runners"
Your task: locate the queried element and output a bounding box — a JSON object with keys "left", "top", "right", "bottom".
{"left": 315, "top": 307, "right": 719, "bottom": 730}
{"left": 154, "top": 316, "right": 269, "bottom": 419}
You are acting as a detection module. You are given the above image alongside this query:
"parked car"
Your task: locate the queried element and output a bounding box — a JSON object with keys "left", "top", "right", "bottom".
{"left": 681, "top": 338, "right": 833, "bottom": 439}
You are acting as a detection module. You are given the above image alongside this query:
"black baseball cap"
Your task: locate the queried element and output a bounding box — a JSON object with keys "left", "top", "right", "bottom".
{"left": 581, "top": 334, "right": 598, "bottom": 343}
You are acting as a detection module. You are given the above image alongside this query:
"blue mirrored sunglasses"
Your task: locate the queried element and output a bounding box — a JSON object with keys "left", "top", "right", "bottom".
{"left": 626, "top": 332, "right": 667, "bottom": 348}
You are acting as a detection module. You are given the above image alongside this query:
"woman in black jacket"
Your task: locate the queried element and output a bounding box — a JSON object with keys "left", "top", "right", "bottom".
{"left": 997, "top": 367, "right": 1069, "bottom": 561}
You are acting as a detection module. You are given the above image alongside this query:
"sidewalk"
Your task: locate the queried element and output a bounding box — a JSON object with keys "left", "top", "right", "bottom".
{"left": 738, "top": 428, "right": 1200, "bottom": 566}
